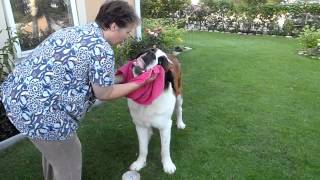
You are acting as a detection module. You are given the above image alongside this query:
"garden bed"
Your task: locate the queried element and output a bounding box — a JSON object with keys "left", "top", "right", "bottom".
{"left": 0, "top": 102, "right": 19, "bottom": 142}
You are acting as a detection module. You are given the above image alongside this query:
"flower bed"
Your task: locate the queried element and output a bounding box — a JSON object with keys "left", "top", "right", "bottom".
{"left": 0, "top": 103, "right": 19, "bottom": 142}
{"left": 179, "top": 3, "right": 320, "bottom": 37}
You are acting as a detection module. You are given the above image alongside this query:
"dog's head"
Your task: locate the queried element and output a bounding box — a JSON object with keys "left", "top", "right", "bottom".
{"left": 131, "top": 48, "right": 172, "bottom": 77}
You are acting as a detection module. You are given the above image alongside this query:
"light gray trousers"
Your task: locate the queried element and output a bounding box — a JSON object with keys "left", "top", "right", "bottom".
{"left": 30, "top": 134, "right": 82, "bottom": 180}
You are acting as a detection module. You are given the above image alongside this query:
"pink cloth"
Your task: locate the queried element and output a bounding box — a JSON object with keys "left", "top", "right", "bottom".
{"left": 116, "top": 60, "right": 165, "bottom": 105}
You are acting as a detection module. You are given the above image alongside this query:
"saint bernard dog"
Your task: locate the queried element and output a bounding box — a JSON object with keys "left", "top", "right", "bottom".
{"left": 120, "top": 48, "right": 186, "bottom": 174}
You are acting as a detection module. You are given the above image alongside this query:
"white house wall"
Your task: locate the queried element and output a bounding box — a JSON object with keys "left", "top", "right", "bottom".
{"left": 0, "top": 0, "right": 9, "bottom": 48}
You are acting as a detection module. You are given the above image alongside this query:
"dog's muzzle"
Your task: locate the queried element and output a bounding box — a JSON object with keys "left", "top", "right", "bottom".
{"left": 132, "top": 57, "right": 146, "bottom": 75}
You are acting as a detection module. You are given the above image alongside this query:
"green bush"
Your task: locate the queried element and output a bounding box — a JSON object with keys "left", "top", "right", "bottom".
{"left": 283, "top": 19, "right": 294, "bottom": 36}
{"left": 0, "top": 28, "right": 19, "bottom": 141}
{"left": 141, "top": 0, "right": 190, "bottom": 18}
{"left": 114, "top": 36, "right": 149, "bottom": 68}
{"left": 114, "top": 18, "right": 186, "bottom": 66}
{"left": 143, "top": 18, "right": 185, "bottom": 52}
{"left": 298, "top": 25, "right": 320, "bottom": 49}
{"left": 0, "top": 28, "right": 18, "bottom": 82}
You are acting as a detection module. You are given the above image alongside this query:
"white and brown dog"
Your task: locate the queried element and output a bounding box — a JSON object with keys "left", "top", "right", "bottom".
{"left": 124, "top": 48, "right": 186, "bottom": 174}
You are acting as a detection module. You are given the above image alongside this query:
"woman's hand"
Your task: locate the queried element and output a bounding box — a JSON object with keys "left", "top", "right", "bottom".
{"left": 114, "top": 75, "right": 124, "bottom": 84}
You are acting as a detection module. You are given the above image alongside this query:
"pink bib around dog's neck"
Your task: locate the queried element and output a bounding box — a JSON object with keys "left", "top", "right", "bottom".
{"left": 116, "top": 60, "right": 165, "bottom": 105}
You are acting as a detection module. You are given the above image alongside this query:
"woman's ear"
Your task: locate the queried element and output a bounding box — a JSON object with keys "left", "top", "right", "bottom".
{"left": 110, "top": 22, "right": 117, "bottom": 31}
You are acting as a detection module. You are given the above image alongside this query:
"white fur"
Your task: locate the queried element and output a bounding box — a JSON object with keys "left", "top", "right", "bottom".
{"left": 155, "top": 50, "right": 173, "bottom": 64}
{"left": 128, "top": 84, "right": 185, "bottom": 174}
{"left": 144, "top": 49, "right": 173, "bottom": 71}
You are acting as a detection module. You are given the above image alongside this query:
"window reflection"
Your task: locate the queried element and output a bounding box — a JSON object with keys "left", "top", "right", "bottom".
{"left": 10, "top": 0, "right": 74, "bottom": 51}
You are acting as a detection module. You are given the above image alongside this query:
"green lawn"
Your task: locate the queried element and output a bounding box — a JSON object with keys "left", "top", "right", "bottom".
{"left": 1, "top": 32, "right": 320, "bottom": 179}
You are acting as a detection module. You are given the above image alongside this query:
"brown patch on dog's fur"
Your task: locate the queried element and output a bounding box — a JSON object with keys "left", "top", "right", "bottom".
{"left": 166, "top": 54, "right": 182, "bottom": 97}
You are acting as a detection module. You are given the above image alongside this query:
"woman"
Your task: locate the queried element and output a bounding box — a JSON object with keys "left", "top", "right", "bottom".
{"left": 0, "top": 1, "right": 149, "bottom": 179}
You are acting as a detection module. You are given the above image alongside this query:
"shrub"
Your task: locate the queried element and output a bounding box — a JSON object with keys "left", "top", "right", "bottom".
{"left": 114, "top": 36, "right": 149, "bottom": 68}
{"left": 0, "top": 28, "right": 19, "bottom": 141}
{"left": 114, "top": 18, "right": 186, "bottom": 67}
{"left": 0, "top": 28, "right": 18, "bottom": 82}
{"left": 143, "top": 18, "right": 185, "bottom": 52}
{"left": 298, "top": 25, "right": 320, "bottom": 49}
{"left": 283, "top": 19, "right": 294, "bottom": 36}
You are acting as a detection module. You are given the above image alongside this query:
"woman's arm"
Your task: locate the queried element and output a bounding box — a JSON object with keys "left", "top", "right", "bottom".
{"left": 92, "top": 82, "right": 140, "bottom": 101}
{"left": 93, "top": 83, "right": 141, "bottom": 101}
{"left": 92, "top": 75, "right": 155, "bottom": 101}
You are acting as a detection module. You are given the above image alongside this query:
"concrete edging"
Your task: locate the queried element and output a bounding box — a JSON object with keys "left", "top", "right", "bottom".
{"left": 0, "top": 133, "right": 26, "bottom": 151}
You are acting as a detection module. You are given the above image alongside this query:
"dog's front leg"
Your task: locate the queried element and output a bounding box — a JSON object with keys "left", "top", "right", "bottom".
{"left": 130, "top": 125, "right": 152, "bottom": 171}
{"left": 160, "top": 120, "right": 176, "bottom": 174}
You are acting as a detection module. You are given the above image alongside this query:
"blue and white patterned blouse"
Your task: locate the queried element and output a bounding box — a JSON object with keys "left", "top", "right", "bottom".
{"left": 0, "top": 22, "right": 114, "bottom": 141}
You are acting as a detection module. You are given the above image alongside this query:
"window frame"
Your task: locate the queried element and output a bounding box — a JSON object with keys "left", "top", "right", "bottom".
{"left": 2, "top": 0, "right": 80, "bottom": 58}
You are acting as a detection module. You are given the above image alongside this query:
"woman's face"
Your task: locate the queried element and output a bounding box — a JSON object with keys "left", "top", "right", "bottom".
{"left": 104, "top": 23, "right": 135, "bottom": 45}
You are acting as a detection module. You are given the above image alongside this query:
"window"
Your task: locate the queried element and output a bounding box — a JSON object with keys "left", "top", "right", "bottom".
{"left": 2, "top": 0, "right": 79, "bottom": 57}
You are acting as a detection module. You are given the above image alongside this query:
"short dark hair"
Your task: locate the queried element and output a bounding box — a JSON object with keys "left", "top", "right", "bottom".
{"left": 95, "top": 0, "right": 140, "bottom": 30}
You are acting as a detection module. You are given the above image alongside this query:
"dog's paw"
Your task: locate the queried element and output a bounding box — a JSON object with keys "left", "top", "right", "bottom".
{"left": 177, "top": 121, "right": 186, "bottom": 129}
{"left": 162, "top": 159, "right": 176, "bottom": 174}
{"left": 130, "top": 160, "right": 146, "bottom": 171}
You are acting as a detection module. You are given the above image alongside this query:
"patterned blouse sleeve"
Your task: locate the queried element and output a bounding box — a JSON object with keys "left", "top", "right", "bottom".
{"left": 89, "top": 44, "right": 115, "bottom": 86}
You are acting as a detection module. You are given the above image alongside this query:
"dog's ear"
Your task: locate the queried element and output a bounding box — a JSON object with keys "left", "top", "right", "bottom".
{"left": 133, "top": 48, "right": 156, "bottom": 60}
{"left": 158, "top": 56, "right": 169, "bottom": 71}
{"left": 165, "top": 70, "right": 174, "bottom": 90}
{"left": 132, "top": 49, "right": 148, "bottom": 60}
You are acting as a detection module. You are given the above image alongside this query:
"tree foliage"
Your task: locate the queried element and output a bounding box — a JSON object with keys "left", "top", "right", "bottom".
{"left": 142, "top": 0, "right": 191, "bottom": 18}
